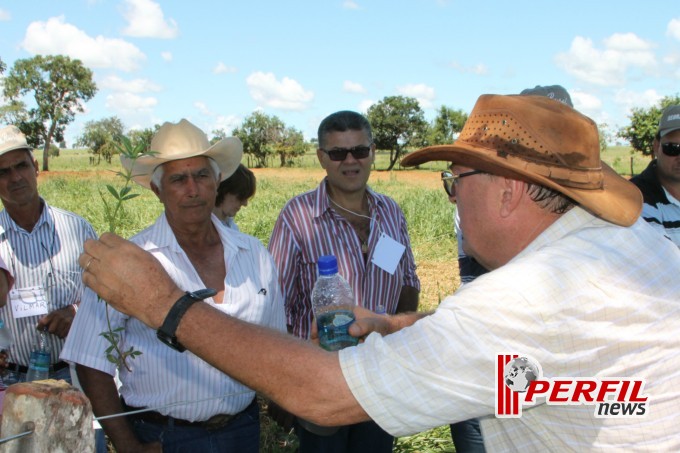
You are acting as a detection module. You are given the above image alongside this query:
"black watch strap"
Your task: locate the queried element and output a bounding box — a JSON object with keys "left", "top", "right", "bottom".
{"left": 156, "top": 288, "right": 217, "bottom": 352}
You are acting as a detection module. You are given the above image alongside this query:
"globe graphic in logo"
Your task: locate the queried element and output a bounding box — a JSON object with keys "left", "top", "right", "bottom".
{"left": 504, "top": 356, "right": 540, "bottom": 393}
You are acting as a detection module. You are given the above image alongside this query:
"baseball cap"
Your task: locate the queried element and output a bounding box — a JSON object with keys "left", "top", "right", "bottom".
{"left": 659, "top": 105, "right": 680, "bottom": 137}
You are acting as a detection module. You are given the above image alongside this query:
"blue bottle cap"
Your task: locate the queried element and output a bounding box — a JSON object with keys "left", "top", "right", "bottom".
{"left": 317, "top": 255, "right": 338, "bottom": 276}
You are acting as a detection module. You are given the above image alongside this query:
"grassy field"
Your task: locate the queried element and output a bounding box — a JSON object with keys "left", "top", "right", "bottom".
{"left": 37, "top": 145, "right": 647, "bottom": 452}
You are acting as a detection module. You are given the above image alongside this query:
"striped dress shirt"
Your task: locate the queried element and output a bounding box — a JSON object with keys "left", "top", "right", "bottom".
{"left": 341, "top": 207, "right": 680, "bottom": 450}
{"left": 630, "top": 160, "right": 680, "bottom": 247}
{"left": 0, "top": 201, "right": 96, "bottom": 366}
{"left": 62, "top": 213, "right": 286, "bottom": 421}
{"left": 268, "top": 179, "right": 420, "bottom": 339}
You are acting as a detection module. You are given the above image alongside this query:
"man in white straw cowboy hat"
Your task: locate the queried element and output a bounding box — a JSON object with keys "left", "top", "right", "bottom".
{"left": 76, "top": 97, "right": 680, "bottom": 450}
{"left": 62, "top": 119, "right": 285, "bottom": 452}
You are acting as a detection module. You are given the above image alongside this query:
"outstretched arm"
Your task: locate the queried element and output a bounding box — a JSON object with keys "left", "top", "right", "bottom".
{"left": 80, "top": 233, "right": 369, "bottom": 426}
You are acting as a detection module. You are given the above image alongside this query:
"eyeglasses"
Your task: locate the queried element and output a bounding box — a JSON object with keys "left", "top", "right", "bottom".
{"left": 321, "top": 145, "right": 372, "bottom": 162}
{"left": 661, "top": 142, "right": 680, "bottom": 157}
{"left": 441, "top": 170, "right": 486, "bottom": 197}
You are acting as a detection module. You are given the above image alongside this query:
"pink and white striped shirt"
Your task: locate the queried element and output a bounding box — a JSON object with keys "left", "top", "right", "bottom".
{"left": 268, "top": 179, "right": 420, "bottom": 339}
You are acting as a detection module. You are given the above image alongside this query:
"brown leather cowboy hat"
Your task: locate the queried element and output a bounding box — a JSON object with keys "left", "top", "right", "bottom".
{"left": 401, "top": 94, "right": 642, "bottom": 227}
{"left": 122, "top": 119, "right": 243, "bottom": 189}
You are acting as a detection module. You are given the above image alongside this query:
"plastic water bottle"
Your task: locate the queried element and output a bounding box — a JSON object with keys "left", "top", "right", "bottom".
{"left": 312, "top": 255, "right": 359, "bottom": 351}
{"left": 26, "top": 330, "right": 51, "bottom": 382}
{"left": 0, "top": 319, "right": 13, "bottom": 350}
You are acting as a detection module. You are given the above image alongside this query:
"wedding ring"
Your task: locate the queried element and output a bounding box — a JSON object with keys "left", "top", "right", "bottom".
{"left": 85, "top": 257, "right": 94, "bottom": 271}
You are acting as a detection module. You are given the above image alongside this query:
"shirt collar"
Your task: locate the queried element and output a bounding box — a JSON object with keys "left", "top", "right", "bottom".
{"left": 312, "top": 178, "right": 381, "bottom": 219}
{"left": 0, "top": 197, "right": 52, "bottom": 236}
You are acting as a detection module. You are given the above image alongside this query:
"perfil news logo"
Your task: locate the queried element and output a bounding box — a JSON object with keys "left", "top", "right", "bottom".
{"left": 495, "top": 354, "right": 649, "bottom": 418}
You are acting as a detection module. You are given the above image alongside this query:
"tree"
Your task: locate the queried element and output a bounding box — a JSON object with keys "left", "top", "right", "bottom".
{"left": 128, "top": 126, "right": 157, "bottom": 153}
{"left": 427, "top": 106, "right": 468, "bottom": 146}
{"left": 275, "top": 126, "right": 307, "bottom": 167}
{"left": 366, "top": 96, "right": 428, "bottom": 171}
{"left": 3, "top": 55, "right": 97, "bottom": 171}
{"left": 0, "top": 57, "right": 5, "bottom": 74}
{"left": 232, "top": 112, "right": 284, "bottom": 168}
{"left": 76, "top": 117, "right": 125, "bottom": 164}
{"left": 597, "top": 123, "right": 610, "bottom": 153}
{"left": 617, "top": 95, "right": 680, "bottom": 156}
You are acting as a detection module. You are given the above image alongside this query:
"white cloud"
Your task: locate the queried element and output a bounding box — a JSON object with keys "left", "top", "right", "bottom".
{"left": 343, "top": 80, "right": 366, "bottom": 94}
{"left": 342, "top": 1, "right": 360, "bottom": 10}
{"left": 570, "top": 90, "right": 602, "bottom": 112}
{"left": 667, "top": 18, "right": 680, "bottom": 41}
{"left": 448, "top": 61, "right": 488, "bottom": 75}
{"left": 213, "top": 114, "right": 241, "bottom": 135}
{"left": 613, "top": 88, "right": 662, "bottom": 112}
{"left": 194, "top": 101, "right": 212, "bottom": 116}
{"left": 555, "top": 33, "right": 657, "bottom": 86}
{"left": 396, "top": 83, "right": 436, "bottom": 109}
{"left": 246, "top": 71, "right": 314, "bottom": 111}
{"left": 100, "top": 75, "right": 161, "bottom": 93}
{"left": 213, "top": 62, "right": 237, "bottom": 74}
{"left": 22, "top": 16, "right": 146, "bottom": 72}
{"left": 161, "top": 51, "right": 173, "bottom": 62}
{"left": 122, "top": 0, "right": 178, "bottom": 39}
{"left": 105, "top": 92, "right": 158, "bottom": 113}
{"left": 358, "top": 99, "right": 375, "bottom": 113}
{"left": 0, "top": 9, "right": 10, "bottom": 21}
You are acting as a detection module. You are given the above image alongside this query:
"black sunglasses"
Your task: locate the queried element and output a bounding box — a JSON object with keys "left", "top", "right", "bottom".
{"left": 661, "top": 142, "right": 680, "bottom": 157}
{"left": 441, "top": 170, "right": 486, "bottom": 197}
{"left": 321, "top": 145, "right": 372, "bottom": 162}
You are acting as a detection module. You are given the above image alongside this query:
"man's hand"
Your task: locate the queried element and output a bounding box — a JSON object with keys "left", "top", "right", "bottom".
{"left": 80, "top": 233, "right": 184, "bottom": 329}
{"left": 37, "top": 305, "right": 76, "bottom": 339}
{"left": 347, "top": 306, "right": 392, "bottom": 340}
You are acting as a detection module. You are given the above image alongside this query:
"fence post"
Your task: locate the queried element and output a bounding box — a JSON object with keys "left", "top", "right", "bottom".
{"left": 0, "top": 380, "right": 94, "bottom": 452}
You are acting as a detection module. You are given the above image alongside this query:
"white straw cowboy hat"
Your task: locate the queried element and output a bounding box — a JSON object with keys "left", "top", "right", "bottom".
{"left": 0, "top": 125, "right": 32, "bottom": 156}
{"left": 401, "top": 94, "right": 642, "bottom": 227}
{"left": 122, "top": 119, "right": 243, "bottom": 189}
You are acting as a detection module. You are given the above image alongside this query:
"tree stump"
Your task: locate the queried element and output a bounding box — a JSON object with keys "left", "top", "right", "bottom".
{"left": 0, "top": 379, "right": 94, "bottom": 452}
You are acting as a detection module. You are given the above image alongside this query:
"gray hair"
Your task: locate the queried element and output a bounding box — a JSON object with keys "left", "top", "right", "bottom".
{"left": 525, "top": 183, "right": 575, "bottom": 214}
{"left": 150, "top": 157, "right": 221, "bottom": 190}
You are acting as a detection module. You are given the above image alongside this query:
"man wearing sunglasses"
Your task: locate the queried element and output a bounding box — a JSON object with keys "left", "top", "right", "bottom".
{"left": 267, "top": 110, "right": 420, "bottom": 452}
{"left": 76, "top": 95, "right": 680, "bottom": 451}
{"left": 630, "top": 105, "right": 680, "bottom": 247}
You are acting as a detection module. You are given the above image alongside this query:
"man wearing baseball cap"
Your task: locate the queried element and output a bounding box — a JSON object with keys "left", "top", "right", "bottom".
{"left": 630, "top": 105, "right": 680, "bottom": 247}
{"left": 76, "top": 96, "right": 680, "bottom": 451}
{"left": 0, "top": 125, "right": 96, "bottom": 384}
{"left": 62, "top": 119, "right": 286, "bottom": 452}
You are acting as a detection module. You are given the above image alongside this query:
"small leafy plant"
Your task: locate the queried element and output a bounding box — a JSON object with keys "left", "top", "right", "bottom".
{"left": 98, "top": 136, "right": 155, "bottom": 371}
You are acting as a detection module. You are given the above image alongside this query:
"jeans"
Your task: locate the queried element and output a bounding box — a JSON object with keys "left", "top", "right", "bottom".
{"left": 449, "top": 419, "right": 486, "bottom": 453}
{"left": 295, "top": 419, "right": 394, "bottom": 453}
{"left": 131, "top": 400, "right": 259, "bottom": 453}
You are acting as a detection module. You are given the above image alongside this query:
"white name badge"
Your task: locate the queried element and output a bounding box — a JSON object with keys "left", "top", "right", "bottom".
{"left": 371, "top": 233, "right": 406, "bottom": 275}
{"left": 9, "top": 286, "right": 49, "bottom": 319}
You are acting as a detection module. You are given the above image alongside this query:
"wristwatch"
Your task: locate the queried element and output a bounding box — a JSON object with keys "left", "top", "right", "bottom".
{"left": 156, "top": 288, "right": 217, "bottom": 352}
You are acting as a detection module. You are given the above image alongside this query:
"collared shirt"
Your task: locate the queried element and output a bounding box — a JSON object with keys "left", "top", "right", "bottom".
{"left": 62, "top": 213, "right": 286, "bottom": 421}
{"left": 0, "top": 200, "right": 96, "bottom": 366}
{"left": 268, "top": 179, "right": 420, "bottom": 339}
{"left": 630, "top": 160, "right": 680, "bottom": 247}
{"left": 340, "top": 207, "right": 680, "bottom": 450}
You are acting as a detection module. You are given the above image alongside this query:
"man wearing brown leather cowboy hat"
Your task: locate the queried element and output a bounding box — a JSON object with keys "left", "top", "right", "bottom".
{"left": 76, "top": 97, "right": 680, "bottom": 451}
{"left": 62, "top": 119, "right": 286, "bottom": 452}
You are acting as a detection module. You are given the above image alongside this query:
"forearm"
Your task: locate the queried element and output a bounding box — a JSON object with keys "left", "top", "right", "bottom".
{"left": 76, "top": 365, "right": 141, "bottom": 453}
{"left": 175, "top": 302, "right": 369, "bottom": 426}
{"left": 387, "top": 310, "right": 431, "bottom": 333}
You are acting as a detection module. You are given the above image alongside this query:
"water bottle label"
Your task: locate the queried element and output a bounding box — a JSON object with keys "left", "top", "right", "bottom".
{"left": 29, "top": 350, "right": 50, "bottom": 372}
{"left": 317, "top": 310, "right": 359, "bottom": 351}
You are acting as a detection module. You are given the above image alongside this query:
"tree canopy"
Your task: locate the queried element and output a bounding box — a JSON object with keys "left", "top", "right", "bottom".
{"left": 3, "top": 55, "right": 97, "bottom": 170}
{"left": 232, "top": 112, "right": 285, "bottom": 168}
{"left": 618, "top": 95, "right": 680, "bottom": 156}
{"left": 76, "top": 117, "right": 125, "bottom": 164}
{"left": 427, "top": 106, "right": 468, "bottom": 146}
{"left": 367, "top": 96, "right": 428, "bottom": 171}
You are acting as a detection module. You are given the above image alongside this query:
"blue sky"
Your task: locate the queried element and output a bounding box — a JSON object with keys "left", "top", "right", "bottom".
{"left": 1, "top": 0, "right": 679, "bottom": 146}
